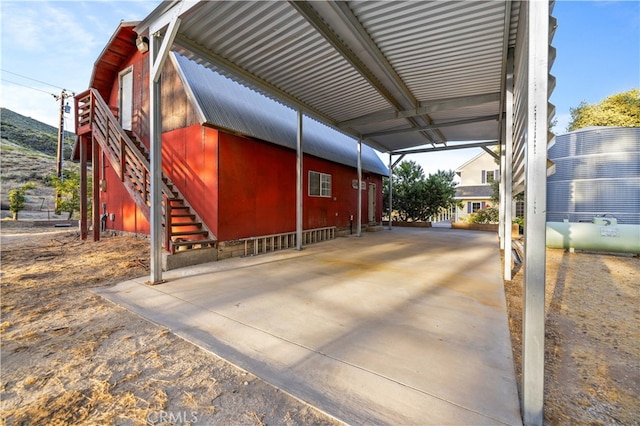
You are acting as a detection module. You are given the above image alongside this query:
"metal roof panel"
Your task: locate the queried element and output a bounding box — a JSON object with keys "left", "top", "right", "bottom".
{"left": 172, "top": 53, "right": 389, "bottom": 176}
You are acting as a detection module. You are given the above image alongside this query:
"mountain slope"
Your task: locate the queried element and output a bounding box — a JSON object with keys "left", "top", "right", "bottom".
{"left": 0, "top": 109, "right": 78, "bottom": 218}
{"left": 0, "top": 107, "right": 74, "bottom": 158}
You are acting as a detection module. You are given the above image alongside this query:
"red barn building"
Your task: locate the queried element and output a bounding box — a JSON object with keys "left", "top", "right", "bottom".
{"left": 74, "top": 22, "right": 388, "bottom": 268}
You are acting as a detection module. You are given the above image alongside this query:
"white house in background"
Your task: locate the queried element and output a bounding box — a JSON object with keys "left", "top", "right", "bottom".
{"left": 454, "top": 151, "right": 499, "bottom": 222}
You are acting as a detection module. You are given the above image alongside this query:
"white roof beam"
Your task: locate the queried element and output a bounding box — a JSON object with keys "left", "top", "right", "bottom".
{"left": 289, "top": 1, "right": 438, "bottom": 145}
{"left": 173, "top": 35, "right": 337, "bottom": 129}
{"left": 338, "top": 92, "right": 501, "bottom": 128}
{"left": 393, "top": 140, "right": 498, "bottom": 155}
{"left": 135, "top": 0, "right": 200, "bottom": 35}
{"left": 363, "top": 114, "right": 499, "bottom": 138}
{"left": 327, "top": 1, "right": 447, "bottom": 143}
{"left": 481, "top": 145, "right": 500, "bottom": 161}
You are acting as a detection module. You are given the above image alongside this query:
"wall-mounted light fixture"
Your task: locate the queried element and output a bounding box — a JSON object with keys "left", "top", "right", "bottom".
{"left": 136, "top": 35, "right": 149, "bottom": 54}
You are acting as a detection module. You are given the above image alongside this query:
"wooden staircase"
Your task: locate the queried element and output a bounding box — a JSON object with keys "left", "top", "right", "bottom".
{"left": 75, "top": 89, "right": 216, "bottom": 254}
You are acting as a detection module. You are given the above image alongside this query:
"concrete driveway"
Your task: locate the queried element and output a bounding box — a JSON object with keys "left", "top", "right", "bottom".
{"left": 96, "top": 227, "right": 522, "bottom": 425}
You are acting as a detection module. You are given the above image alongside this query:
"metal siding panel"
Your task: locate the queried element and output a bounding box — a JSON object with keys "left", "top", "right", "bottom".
{"left": 174, "top": 53, "right": 389, "bottom": 177}
{"left": 546, "top": 128, "right": 640, "bottom": 224}
{"left": 139, "top": 1, "right": 525, "bottom": 151}
{"left": 179, "top": 1, "right": 390, "bottom": 124}
{"left": 351, "top": 1, "right": 506, "bottom": 103}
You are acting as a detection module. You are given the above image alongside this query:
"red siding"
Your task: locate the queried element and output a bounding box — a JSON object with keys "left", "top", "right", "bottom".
{"left": 217, "top": 133, "right": 383, "bottom": 241}
{"left": 96, "top": 48, "right": 384, "bottom": 243}
{"left": 106, "top": 50, "right": 150, "bottom": 148}
{"left": 162, "top": 125, "right": 219, "bottom": 236}
{"left": 99, "top": 152, "right": 150, "bottom": 235}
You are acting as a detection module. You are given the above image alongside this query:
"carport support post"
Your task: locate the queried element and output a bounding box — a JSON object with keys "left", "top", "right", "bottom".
{"left": 522, "top": 2, "right": 548, "bottom": 425}
{"left": 357, "top": 138, "right": 362, "bottom": 237}
{"left": 148, "top": 16, "right": 181, "bottom": 284}
{"left": 149, "top": 32, "right": 163, "bottom": 283}
{"left": 503, "top": 50, "right": 514, "bottom": 282}
{"left": 388, "top": 153, "right": 393, "bottom": 230}
{"left": 499, "top": 143, "right": 505, "bottom": 249}
{"left": 296, "top": 109, "right": 303, "bottom": 250}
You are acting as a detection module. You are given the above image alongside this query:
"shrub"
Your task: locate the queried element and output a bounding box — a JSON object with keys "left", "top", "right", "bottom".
{"left": 467, "top": 206, "right": 499, "bottom": 224}
{"left": 8, "top": 182, "right": 36, "bottom": 220}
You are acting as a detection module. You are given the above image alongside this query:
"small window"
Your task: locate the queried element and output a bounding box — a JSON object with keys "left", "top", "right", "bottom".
{"left": 482, "top": 169, "right": 499, "bottom": 184}
{"left": 468, "top": 202, "right": 484, "bottom": 213}
{"left": 309, "top": 171, "right": 332, "bottom": 197}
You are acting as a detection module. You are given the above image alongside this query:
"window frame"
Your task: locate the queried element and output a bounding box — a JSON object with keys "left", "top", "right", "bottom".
{"left": 468, "top": 201, "right": 485, "bottom": 213}
{"left": 308, "top": 170, "right": 332, "bottom": 197}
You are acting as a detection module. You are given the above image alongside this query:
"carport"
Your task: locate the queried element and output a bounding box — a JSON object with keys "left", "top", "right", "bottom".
{"left": 99, "top": 227, "right": 521, "bottom": 424}
{"left": 135, "top": 2, "right": 555, "bottom": 424}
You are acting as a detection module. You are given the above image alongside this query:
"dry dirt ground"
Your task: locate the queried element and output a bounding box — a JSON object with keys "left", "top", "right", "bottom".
{"left": 1, "top": 220, "right": 638, "bottom": 425}
{"left": 0, "top": 220, "right": 340, "bottom": 426}
{"left": 505, "top": 246, "right": 640, "bottom": 425}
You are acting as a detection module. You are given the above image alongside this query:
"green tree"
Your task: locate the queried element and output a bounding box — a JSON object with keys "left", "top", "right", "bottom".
{"left": 393, "top": 160, "right": 427, "bottom": 221}
{"left": 422, "top": 170, "right": 458, "bottom": 220}
{"left": 8, "top": 182, "right": 36, "bottom": 220}
{"left": 383, "top": 160, "right": 458, "bottom": 222}
{"left": 50, "top": 169, "right": 83, "bottom": 219}
{"left": 568, "top": 89, "right": 640, "bottom": 131}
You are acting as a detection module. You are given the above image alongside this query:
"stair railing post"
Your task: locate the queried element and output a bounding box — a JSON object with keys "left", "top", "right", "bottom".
{"left": 163, "top": 193, "right": 174, "bottom": 254}
{"left": 120, "top": 136, "right": 126, "bottom": 182}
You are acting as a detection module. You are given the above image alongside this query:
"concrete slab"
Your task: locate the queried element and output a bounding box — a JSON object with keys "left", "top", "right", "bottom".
{"left": 96, "top": 227, "right": 522, "bottom": 425}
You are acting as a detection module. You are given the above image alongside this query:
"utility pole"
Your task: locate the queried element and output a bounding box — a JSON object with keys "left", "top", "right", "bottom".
{"left": 53, "top": 89, "right": 73, "bottom": 212}
{"left": 53, "top": 89, "right": 73, "bottom": 180}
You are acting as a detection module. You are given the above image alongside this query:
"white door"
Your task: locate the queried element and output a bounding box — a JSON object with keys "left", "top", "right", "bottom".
{"left": 119, "top": 68, "right": 133, "bottom": 131}
{"left": 368, "top": 183, "right": 376, "bottom": 223}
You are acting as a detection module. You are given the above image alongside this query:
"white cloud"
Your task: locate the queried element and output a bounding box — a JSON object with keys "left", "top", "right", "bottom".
{"left": 2, "top": 3, "right": 97, "bottom": 56}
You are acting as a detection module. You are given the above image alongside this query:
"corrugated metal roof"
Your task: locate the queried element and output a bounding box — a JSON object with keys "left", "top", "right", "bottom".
{"left": 137, "top": 1, "right": 528, "bottom": 154}
{"left": 172, "top": 53, "right": 389, "bottom": 176}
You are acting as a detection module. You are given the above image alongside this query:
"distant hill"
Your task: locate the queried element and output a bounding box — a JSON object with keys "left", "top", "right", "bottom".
{"left": 0, "top": 109, "right": 80, "bottom": 217}
{"left": 0, "top": 108, "right": 74, "bottom": 158}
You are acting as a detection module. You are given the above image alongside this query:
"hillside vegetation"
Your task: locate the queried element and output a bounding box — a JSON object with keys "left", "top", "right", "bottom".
{"left": 0, "top": 108, "right": 78, "bottom": 218}
{"left": 1, "top": 107, "right": 74, "bottom": 158}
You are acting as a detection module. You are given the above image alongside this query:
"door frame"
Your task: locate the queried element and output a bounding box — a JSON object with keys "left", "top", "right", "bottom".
{"left": 118, "top": 66, "right": 134, "bottom": 131}
{"left": 368, "top": 182, "right": 376, "bottom": 223}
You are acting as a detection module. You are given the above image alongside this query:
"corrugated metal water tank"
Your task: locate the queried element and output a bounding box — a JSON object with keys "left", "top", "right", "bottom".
{"left": 547, "top": 127, "right": 640, "bottom": 224}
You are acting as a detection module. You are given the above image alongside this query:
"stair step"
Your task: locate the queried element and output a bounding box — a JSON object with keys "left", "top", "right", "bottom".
{"left": 171, "top": 230, "right": 209, "bottom": 237}
{"left": 171, "top": 213, "right": 196, "bottom": 219}
{"left": 171, "top": 222, "right": 202, "bottom": 228}
{"left": 99, "top": 126, "right": 218, "bottom": 250}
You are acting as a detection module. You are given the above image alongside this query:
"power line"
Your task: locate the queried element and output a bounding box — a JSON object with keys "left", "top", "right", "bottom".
{"left": 1, "top": 78, "right": 57, "bottom": 96}
{"left": 1, "top": 68, "right": 67, "bottom": 91}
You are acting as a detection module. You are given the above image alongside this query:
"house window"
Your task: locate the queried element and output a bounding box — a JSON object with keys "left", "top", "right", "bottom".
{"left": 482, "top": 169, "right": 499, "bottom": 184}
{"left": 467, "top": 201, "right": 485, "bottom": 213}
{"left": 515, "top": 201, "right": 525, "bottom": 217}
{"left": 309, "top": 171, "right": 332, "bottom": 197}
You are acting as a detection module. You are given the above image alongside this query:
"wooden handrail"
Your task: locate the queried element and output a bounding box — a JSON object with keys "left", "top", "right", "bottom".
{"left": 86, "top": 88, "right": 173, "bottom": 197}
{"left": 75, "top": 88, "right": 216, "bottom": 253}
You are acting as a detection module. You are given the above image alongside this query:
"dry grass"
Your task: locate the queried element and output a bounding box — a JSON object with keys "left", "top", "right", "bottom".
{"left": 0, "top": 223, "right": 340, "bottom": 425}
{"left": 504, "top": 247, "right": 640, "bottom": 424}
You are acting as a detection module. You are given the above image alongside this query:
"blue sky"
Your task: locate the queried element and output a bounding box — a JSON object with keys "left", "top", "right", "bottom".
{"left": 1, "top": 1, "right": 638, "bottom": 174}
